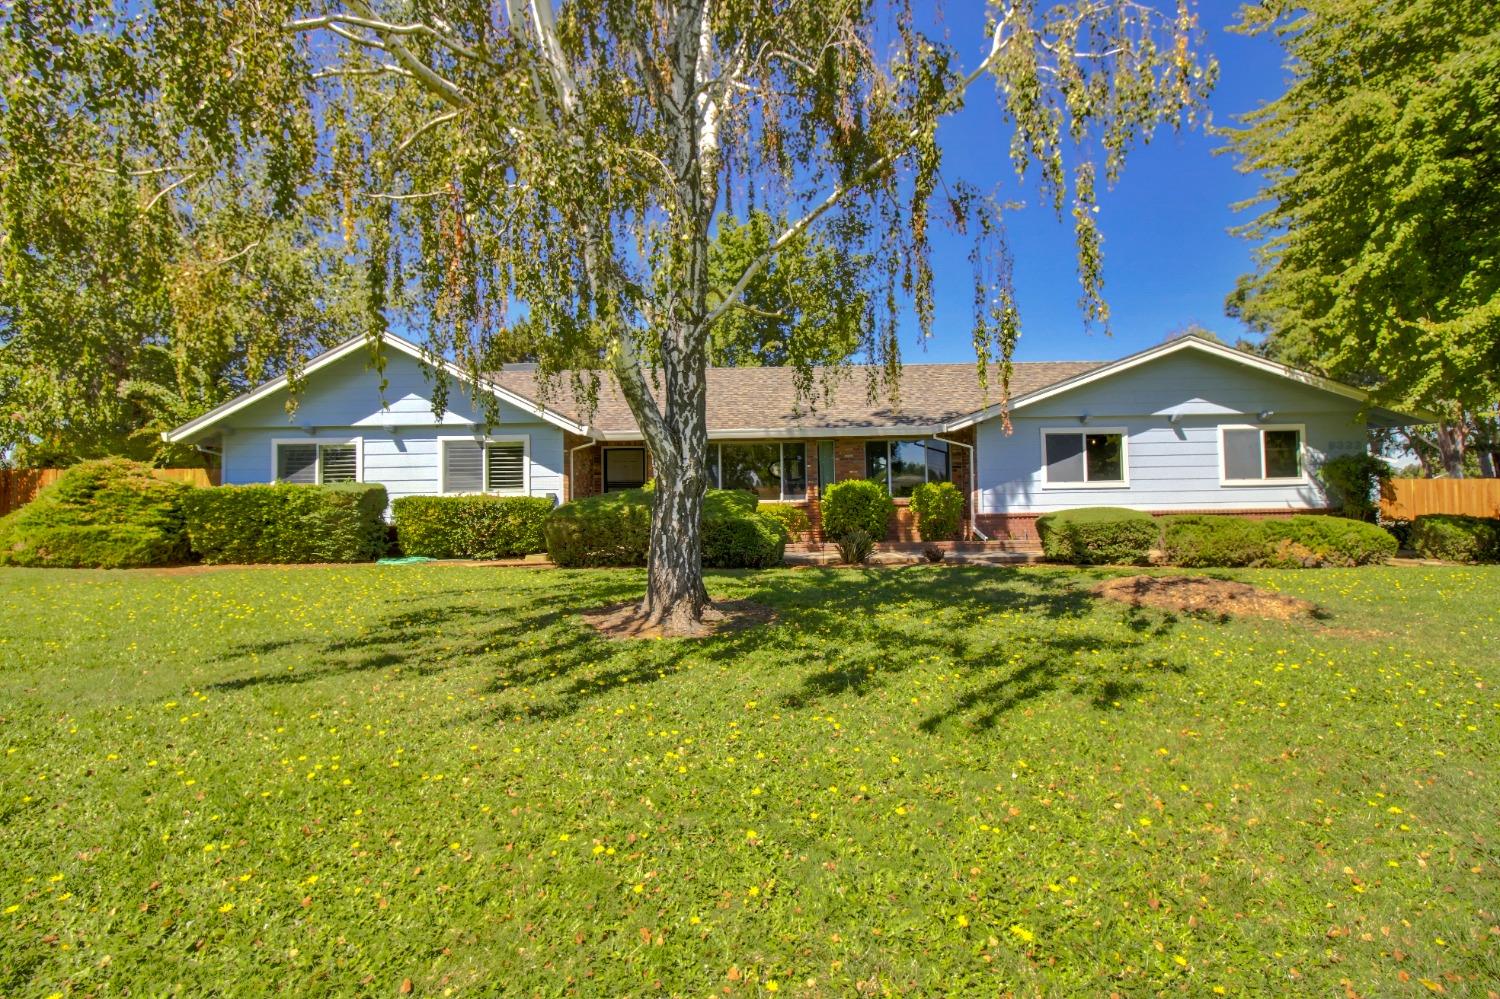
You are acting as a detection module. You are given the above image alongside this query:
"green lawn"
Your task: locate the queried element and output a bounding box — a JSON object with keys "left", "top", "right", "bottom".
{"left": 1, "top": 564, "right": 1496, "bottom": 997}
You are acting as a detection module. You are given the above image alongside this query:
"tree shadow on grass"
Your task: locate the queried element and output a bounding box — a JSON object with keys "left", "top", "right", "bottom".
{"left": 480, "top": 566, "right": 1195, "bottom": 732}
{"left": 203, "top": 564, "right": 1197, "bottom": 736}
{"left": 204, "top": 572, "right": 641, "bottom": 693}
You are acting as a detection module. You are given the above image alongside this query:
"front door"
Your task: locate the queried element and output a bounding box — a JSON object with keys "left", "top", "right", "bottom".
{"left": 603, "top": 447, "right": 647, "bottom": 492}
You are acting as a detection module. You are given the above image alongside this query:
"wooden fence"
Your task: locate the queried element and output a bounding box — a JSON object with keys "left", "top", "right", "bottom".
{"left": 0, "top": 467, "right": 217, "bottom": 518}
{"left": 1379, "top": 477, "right": 1500, "bottom": 521}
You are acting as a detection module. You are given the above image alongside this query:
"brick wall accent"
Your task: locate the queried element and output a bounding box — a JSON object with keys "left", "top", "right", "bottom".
{"left": 563, "top": 433, "right": 599, "bottom": 500}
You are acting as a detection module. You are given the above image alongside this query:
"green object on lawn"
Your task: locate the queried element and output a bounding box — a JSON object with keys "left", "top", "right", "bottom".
{"left": 376, "top": 556, "right": 434, "bottom": 565}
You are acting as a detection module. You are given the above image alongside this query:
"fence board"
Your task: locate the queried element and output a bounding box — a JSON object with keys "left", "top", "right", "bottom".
{"left": 1379, "top": 478, "right": 1500, "bottom": 520}
{"left": 0, "top": 467, "right": 216, "bottom": 518}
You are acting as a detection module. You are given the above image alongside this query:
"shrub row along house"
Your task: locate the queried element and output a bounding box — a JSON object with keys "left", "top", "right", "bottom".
{"left": 162, "top": 332, "right": 1424, "bottom": 541}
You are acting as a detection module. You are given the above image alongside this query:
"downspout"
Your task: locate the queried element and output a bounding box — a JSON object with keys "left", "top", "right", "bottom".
{"left": 936, "top": 432, "right": 987, "bottom": 541}
{"left": 567, "top": 437, "right": 596, "bottom": 504}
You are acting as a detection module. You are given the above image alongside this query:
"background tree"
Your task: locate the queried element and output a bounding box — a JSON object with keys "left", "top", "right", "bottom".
{"left": 6, "top": 0, "right": 1214, "bottom": 632}
{"left": 0, "top": 1, "right": 370, "bottom": 467}
{"left": 706, "top": 210, "right": 865, "bottom": 370}
{"left": 1224, "top": 0, "right": 1500, "bottom": 476}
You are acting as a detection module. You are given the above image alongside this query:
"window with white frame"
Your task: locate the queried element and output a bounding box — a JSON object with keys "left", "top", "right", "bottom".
{"left": 440, "top": 437, "right": 529, "bottom": 494}
{"left": 275, "top": 441, "right": 359, "bottom": 484}
{"left": 1220, "top": 425, "right": 1304, "bottom": 483}
{"left": 712, "top": 443, "right": 806, "bottom": 501}
{"left": 1041, "top": 429, "right": 1126, "bottom": 486}
{"left": 863, "top": 439, "right": 949, "bottom": 498}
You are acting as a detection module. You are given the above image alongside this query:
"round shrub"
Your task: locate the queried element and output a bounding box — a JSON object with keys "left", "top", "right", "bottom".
{"left": 702, "top": 511, "right": 788, "bottom": 568}
{"left": 1409, "top": 514, "right": 1500, "bottom": 563}
{"left": 1035, "top": 507, "right": 1158, "bottom": 565}
{"left": 0, "top": 458, "right": 191, "bottom": 568}
{"left": 1259, "top": 515, "right": 1396, "bottom": 567}
{"left": 910, "top": 480, "right": 964, "bottom": 541}
{"left": 182, "top": 483, "right": 388, "bottom": 564}
{"left": 1160, "top": 514, "right": 1268, "bottom": 567}
{"left": 543, "top": 488, "right": 784, "bottom": 568}
{"left": 393, "top": 495, "right": 553, "bottom": 559}
{"left": 821, "top": 479, "right": 894, "bottom": 541}
{"left": 542, "top": 489, "right": 652, "bottom": 567}
{"left": 758, "top": 503, "right": 812, "bottom": 541}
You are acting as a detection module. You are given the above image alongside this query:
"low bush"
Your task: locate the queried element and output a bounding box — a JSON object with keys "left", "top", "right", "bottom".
{"left": 543, "top": 488, "right": 785, "bottom": 568}
{"left": 1159, "top": 515, "right": 1268, "bottom": 568}
{"left": 836, "top": 529, "right": 875, "bottom": 565}
{"left": 1410, "top": 514, "right": 1500, "bottom": 563}
{"left": 759, "top": 504, "right": 812, "bottom": 541}
{"left": 1035, "top": 507, "right": 1158, "bottom": 565}
{"left": 183, "top": 483, "right": 388, "bottom": 564}
{"left": 910, "top": 481, "right": 964, "bottom": 541}
{"left": 1260, "top": 515, "right": 1396, "bottom": 567}
{"left": 0, "top": 459, "right": 192, "bottom": 568}
{"left": 821, "top": 480, "right": 894, "bottom": 541}
{"left": 393, "top": 495, "right": 553, "bottom": 559}
{"left": 702, "top": 508, "right": 788, "bottom": 568}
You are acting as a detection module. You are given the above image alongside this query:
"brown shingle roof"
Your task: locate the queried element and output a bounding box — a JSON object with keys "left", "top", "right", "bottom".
{"left": 490, "top": 361, "right": 1105, "bottom": 437}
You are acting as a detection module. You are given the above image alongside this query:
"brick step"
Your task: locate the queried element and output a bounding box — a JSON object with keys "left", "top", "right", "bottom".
{"left": 787, "top": 539, "right": 1044, "bottom": 555}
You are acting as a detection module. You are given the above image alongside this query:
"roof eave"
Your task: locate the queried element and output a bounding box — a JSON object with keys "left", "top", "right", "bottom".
{"left": 160, "top": 332, "right": 591, "bottom": 443}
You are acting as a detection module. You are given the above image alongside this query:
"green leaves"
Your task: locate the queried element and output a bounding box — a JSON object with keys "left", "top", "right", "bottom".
{"left": 1225, "top": 0, "right": 1500, "bottom": 431}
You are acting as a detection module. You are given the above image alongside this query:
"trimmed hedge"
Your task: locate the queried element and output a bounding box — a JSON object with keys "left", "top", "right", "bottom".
{"left": 1159, "top": 512, "right": 1396, "bottom": 568}
{"left": 393, "top": 495, "right": 553, "bottom": 559}
{"left": 1159, "top": 514, "right": 1267, "bottom": 568}
{"left": 821, "top": 480, "right": 894, "bottom": 540}
{"left": 543, "top": 488, "right": 785, "bottom": 568}
{"left": 1036, "top": 507, "right": 1158, "bottom": 565}
{"left": 1410, "top": 514, "right": 1500, "bottom": 563}
{"left": 0, "top": 459, "right": 191, "bottom": 568}
{"left": 183, "top": 483, "right": 388, "bottom": 564}
{"left": 910, "top": 480, "right": 964, "bottom": 541}
{"left": 1260, "top": 515, "right": 1396, "bottom": 567}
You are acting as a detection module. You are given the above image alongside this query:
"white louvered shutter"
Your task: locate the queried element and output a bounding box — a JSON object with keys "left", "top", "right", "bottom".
{"left": 486, "top": 442, "right": 526, "bottom": 493}
{"left": 277, "top": 444, "right": 318, "bottom": 484}
{"left": 444, "top": 440, "right": 485, "bottom": 492}
{"left": 319, "top": 445, "right": 358, "bottom": 483}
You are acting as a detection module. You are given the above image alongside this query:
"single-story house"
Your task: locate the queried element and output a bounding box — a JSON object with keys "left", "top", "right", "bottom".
{"left": 162, "top": 332, "right": 1421, "bottom": 542}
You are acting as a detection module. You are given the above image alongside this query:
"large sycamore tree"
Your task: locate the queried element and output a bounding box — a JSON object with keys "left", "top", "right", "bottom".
{"left": 1225, "top": 0, "right": 1500, "bottom": 476}
{"left": 8, "top": 0, "right": 1212, "bottom": 632}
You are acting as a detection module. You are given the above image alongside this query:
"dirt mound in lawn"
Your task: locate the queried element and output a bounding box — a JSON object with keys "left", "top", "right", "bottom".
{"left": 1091, "top": 574, "right": 1319, "bottom": 620}
{"left": 581, "top": 599, "right": 776, "bottom": 640}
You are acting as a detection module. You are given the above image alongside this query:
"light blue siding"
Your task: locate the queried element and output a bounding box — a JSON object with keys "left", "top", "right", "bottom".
{"left": 977, "top": 350, "right": 1372, "bottom": 514}
{"left": 215, "top": 350, "right": 566, "bottom": 503}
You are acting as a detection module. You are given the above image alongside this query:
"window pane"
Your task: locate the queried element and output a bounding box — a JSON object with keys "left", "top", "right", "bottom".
{"left": 818, "top": 441, "right": 836, "bottom": 491}
{"left": 890, "top": 440, "right": 928, "bottom": 498}
{"left": 864, "top": 442, "right": 888, "bottom": 485}
{"left": 925, "top": 439, "right": 950, "bottom": 483}
{"left": 604, "top": 448, "right": 646, "bottom": 491}
{"left": 444, "top": 440, "right": 484, "bottom": 493}
{"left": 277, "top": 444, "right": 318, "bottom": 484}
{"left": 781, "top": 444, "right": 807, "bottom": 499}
{"left": 1223, "top": 429, "right": 1263, "bottom": 480}
{"left": 1083, "top": 434, "right": 1123, "bottom": 482}
{"left": 1044, "top": 433, "right": 1086, "bottom": 483}
{"left": 720, "top": 443, "right": 781, "bottom": 500}
{"left": 486, "top": 443, "right": 526, "bottom": 492}
{"left": 1263, "top": 430, "right": 1301, "bottom": 478}
{"left": 319, "top": 445, "right": 357, "bottom": 483}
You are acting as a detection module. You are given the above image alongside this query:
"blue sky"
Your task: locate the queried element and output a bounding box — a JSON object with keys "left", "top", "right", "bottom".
{"left": 910, "top": 3, "right": 1288, "bottom": 364}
